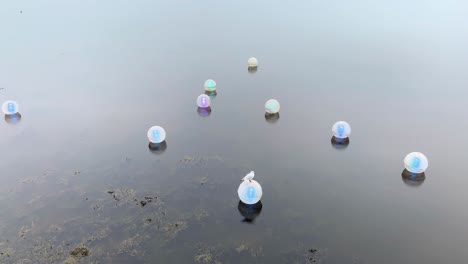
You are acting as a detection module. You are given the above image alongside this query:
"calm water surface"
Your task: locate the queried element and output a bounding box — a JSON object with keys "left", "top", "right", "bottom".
{"left": 1, "top": 1, "right": 468, "bottom": 263}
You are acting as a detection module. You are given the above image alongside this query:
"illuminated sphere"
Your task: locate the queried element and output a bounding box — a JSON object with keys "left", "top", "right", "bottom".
{"left": 248, "top": 57, "right": 258, "bottom": 67}
{"left": 147, "top": 126, "right": 166, "bottom": 144}
{"left": 2, "top": 101, "right": 19, "bottom": 115}
{"left": 238, "top": 180, "right": 263, "bottom": 205}
{"left": 404, "top": 152, "right": 428, "bottom": 173}
{"left": 332, "top": 121, "right": 351, "bottom": 139}
{"left": 265, "top": 99, "right": 280, "bottom": 114}
{"left": 204, "top": 79, "right": 217, "bottom": 92}
{"left": 197, "top": 94, "right": 211, "bottom": 108}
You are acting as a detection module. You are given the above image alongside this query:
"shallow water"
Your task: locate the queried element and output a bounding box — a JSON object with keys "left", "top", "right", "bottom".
{"left": 1, "top": 1, "right": 468, "bottom": 263}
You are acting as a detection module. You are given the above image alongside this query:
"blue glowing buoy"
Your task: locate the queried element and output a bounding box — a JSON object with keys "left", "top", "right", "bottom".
{"left": 265, "top": 99, "right": 280, "bottom": 114}
{"left": 332, "top": 121, "right": 351, "bottom": 139}
{"left": 404, "top": 152, "right": 428, "bottom": 173}
{"left": 147, "top": 126, "right": 166, "bottom": 144}
{"left": 2, "top": 100, "right": 19, "bottom": 115}
{"left": 238, "top": 171, "right": 262, "bottom": 205}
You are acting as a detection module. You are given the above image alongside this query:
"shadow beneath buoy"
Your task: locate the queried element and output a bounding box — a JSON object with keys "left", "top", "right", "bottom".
{"left": 197, "top": 107, "right": 212, "bottom": 117}
{"left": 4, "top": 113, "right": 22, "bottom": 124}
{"left": 204, "top": 90, "right": 217, "bottom": 101}
{"left": 264, "top": 113, "right": 280, "bottom": 124}
{"left": 238, "top": 200, "right": 263, "bottom": 224}
{"left": 331, "top": 136, "right": 349, "bottom": 149}
{"left": 401, "top": 169, "right": 425, "bottom": 187}
{"left": 148, "top": 141, "right": 167, "bottom": 155}
{"left": 248, "top": 66, "right": 258, "bottom": 74}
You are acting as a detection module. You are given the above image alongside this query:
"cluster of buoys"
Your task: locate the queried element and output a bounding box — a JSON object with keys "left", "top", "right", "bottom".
{"left": 2, "top": 56, "right": 429, "bottom": 220}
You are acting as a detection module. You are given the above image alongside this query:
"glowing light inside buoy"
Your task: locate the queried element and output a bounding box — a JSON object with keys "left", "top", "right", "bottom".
{"left": 147, "top": 126, "right": 166, "bottom": 144}
{"left": 332, "top": 121, "right": 351, "bottom": 139}
{"left": 2, "top": 101, "right": 18, "bottom": 115}
{"left": 197, "top": 94, "right": 211, "bottom": 108}
{"left": 204, "top": 79, "right": 217, "bottom": 92}
{"left": 265, "top": 99, "right": 280, "bottom": 114}
{"left": 238, "top": 180, "right": 263, "bottom": 205}
{"left": 404, "top": 152, "right": 428, "bottom": 173}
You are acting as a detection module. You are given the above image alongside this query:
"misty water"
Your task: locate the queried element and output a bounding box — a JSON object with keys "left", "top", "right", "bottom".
{"left": 1, "top": 1, "right": 468, "bottom": 263}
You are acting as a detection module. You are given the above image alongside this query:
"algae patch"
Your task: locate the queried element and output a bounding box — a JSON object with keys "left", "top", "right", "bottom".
{"left": 69, "top": 246, "right": 89, "bottom": 258}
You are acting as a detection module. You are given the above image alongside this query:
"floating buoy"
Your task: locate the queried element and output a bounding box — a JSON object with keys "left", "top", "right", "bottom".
{"left": 147, "top": 126, "right": 166, "bottom": 144}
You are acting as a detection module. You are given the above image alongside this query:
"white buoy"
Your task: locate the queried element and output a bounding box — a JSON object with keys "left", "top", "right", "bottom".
{"left": 2, "top": 100, "right": 19, "bottom": 115}
{"left": 248, "top": 57, "right": 258, "bottom": 68}
{"left": 238, "top": 171, "right": 263, "bottom": 205}
{"left": 147, "top": 126, "right": 166, "bottom": 144}
{"left": 404, "top": 152, "right": 428, "bottom": 173}
{"left": 196, "top": 94, "right": 211, "bottom": 108}
{"left": 204, "top": 79, "right": 217, "bottom": 92}
{"left": 265, "top": 99, "right": 280, "bottom": 114}
{"left": 332, "top": 121, "right": 351, "bottom": 139}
